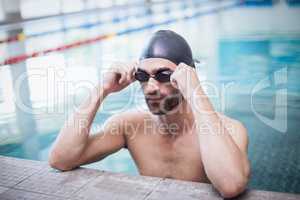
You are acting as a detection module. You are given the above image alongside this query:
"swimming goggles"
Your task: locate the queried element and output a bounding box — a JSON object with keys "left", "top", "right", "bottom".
{"left": 134, "top": 69, "right": 173, "bottom": 83}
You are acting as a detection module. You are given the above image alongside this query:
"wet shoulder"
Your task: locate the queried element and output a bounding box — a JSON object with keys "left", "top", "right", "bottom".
{"left": 113, "top": 108, "right": 152, "bottom": 135}
{"left": 115, "top": 108, "right": 151, "bottom": 123}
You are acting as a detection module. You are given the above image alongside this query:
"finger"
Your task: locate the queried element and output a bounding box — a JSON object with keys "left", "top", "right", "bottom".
{"left": 179, "top": 62, "right": 188, "bottom": 68}
{"left": 124, "top": 62, "right": 132, "bottom": 81}
{"left": 124, "top": 70, "right": 131, "bottom": 83}
{"left": 175, "top": 63, "right": 183, "bottom": 73}
{"left": 128, "top": 69, "right": 135, "bottom": 83}
{"left": 170, "top": 78, "right": 178, "bottom": 89}
{"left": 170, "top": 74, "right": 178, "bottom": 89}
{"left": 178, "top": 65, "right": 188, "bottom": 76}
{"left": 119, "top": 72, "right": 127, "bottom": 84}
{"left": 129, "top": 62, "right": 138, "bottom": 81}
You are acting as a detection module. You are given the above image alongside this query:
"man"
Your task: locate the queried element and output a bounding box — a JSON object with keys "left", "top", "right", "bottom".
{"left": 49, "top": 30, "right": 250, "bottom": 198}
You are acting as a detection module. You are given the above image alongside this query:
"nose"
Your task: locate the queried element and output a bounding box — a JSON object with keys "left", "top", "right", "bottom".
{"left": 144, "top": 77, "right": 160, "bottom": 96}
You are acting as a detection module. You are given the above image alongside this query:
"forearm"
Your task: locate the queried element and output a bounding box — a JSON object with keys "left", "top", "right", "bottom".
{"left": 49, "top": 84, "right": 108, "bottom": 169}
{"left": 187, "top": 86, "right": 249, "bottom": 196}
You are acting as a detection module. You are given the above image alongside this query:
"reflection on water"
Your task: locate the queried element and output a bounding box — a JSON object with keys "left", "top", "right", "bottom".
{"left": 0, "top": 0, "right": 300, "bottom": 194}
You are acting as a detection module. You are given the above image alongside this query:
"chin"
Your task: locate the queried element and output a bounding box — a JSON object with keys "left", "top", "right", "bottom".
{"left": 146, "top": 105, "right": 162, "bottom": 115}
{"left": 148, "top": 106, "right": 174, "bottom": 115}
{"left": 147, "top": 105, "right": 166, "bottom": 115}
{"left": 146, "top": 96, "right": 182, "bottom": 115}
{"left": 151, "top": 110, "right": 166, "bottom": 115}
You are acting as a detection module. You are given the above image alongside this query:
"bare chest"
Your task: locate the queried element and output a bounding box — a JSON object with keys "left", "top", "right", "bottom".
{"left": 127, "top": 132, "right": 209, "bottom": 183}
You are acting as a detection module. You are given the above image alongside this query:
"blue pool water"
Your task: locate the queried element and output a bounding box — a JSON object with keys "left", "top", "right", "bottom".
{"left": 0, "top": 0, "right": 300, "bottom": 194}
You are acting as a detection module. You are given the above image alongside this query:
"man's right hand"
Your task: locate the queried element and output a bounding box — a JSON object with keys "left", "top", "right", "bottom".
{"left": 49, "top": 61, "right": 138, "bottom": 171}
{"left": 102, "top": 61, "right": 138, "bottom": 94}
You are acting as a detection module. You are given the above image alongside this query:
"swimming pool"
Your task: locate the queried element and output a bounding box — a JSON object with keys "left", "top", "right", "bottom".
{"left": 0, "top": 0, "right": 299, "bottom": 194}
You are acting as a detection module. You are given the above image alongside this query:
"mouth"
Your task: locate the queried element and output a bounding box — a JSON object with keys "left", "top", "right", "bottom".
{"left": 146, "top": 96, "right": 165, "bottom": 101}
{"left": 146, "top": 98, "right": 163, "bottom": 102}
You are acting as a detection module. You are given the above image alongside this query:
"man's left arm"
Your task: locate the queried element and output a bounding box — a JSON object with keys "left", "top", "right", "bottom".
{"left": 170, "top": 63, "right": 250, "bottom": 198}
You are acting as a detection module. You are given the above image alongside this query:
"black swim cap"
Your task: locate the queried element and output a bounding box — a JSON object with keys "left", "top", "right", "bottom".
{"left": 140, "top": 30, "right": 195, "bottom": 67}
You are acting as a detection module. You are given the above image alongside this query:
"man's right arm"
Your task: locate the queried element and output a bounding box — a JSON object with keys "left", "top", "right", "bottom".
{"left": 48, "top": 86, "right": 125, "bottom": 171}
{"left": 49, "top": 62, "right": 137, "bottom": 171}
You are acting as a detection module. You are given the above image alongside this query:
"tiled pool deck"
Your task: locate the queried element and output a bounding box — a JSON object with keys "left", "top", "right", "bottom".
{"left": 0, "top": 156, "right": 299, "bottom": 200}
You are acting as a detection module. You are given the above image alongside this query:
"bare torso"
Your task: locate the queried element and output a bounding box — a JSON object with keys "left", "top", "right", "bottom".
{"left": 123, "top": 111, "right": 210, "bottom": 183}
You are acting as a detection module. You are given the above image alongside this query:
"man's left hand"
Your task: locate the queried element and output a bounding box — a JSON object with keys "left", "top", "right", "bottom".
{"left": 170, "top": 62, "right": 200, "bottom": 98}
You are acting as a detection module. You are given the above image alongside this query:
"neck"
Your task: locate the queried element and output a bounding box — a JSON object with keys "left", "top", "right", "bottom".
{"left": 154, "top": 100, "right": 194, "bottom": 136}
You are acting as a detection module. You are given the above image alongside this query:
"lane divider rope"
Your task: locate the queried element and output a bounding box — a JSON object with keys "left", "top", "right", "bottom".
{"left": 0, "top": 1, "right": 242, "bottom": 67}
{"left": 0, "top": 0, "right": 198, "bottom": 44}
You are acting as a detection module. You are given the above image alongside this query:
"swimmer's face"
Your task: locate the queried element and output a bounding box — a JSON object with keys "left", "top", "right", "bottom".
{"left": 137, "top": 58, "right": 183, "bottom": 115}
